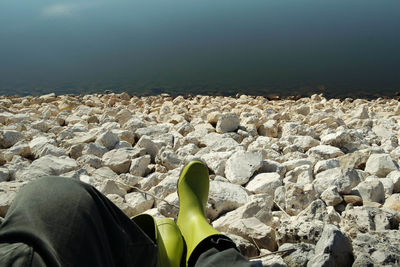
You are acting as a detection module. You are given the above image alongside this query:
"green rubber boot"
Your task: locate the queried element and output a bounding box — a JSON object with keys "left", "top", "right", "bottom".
{"left": 176, "top": 160, "right": 227, "bottom": 267}
{"left": 132, "top": 214, "right": 184, "bottom": 267}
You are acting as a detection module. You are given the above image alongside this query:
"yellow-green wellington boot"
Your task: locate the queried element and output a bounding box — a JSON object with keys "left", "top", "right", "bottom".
{"left": 176, "top": 160, "right": 228, "bottom": 267}
{"left": 132, "top": 214, "right": 184, "bottom": 267}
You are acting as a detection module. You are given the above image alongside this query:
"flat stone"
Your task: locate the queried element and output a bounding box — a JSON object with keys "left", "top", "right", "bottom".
{"left": 365, "top": 153, "right": 398, "bottom": 178}
{"left": 246, "top": 172, "right": 282, "bottom": 196}
{"left": 225, "top": 151, "right": 263, "bottom": 185}
{"left": 216, "top": 113, "right": 240, "bottom": 133}
{"left": 207, "top": 180, "right": 249, "bottom": 220}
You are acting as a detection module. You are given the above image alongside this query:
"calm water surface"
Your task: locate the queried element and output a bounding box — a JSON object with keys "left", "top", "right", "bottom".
{"left": 1, "top": 0, "right": 399, "bottom": 98}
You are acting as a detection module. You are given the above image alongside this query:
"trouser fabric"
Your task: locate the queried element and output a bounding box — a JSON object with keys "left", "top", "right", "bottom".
{"left": 0, "top": 176, "right": 254, "bottom": 267}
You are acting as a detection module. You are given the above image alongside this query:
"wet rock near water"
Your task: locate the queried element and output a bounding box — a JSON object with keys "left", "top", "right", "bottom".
{"left": 1, "top": 92, "right": 400, "bottom": 266}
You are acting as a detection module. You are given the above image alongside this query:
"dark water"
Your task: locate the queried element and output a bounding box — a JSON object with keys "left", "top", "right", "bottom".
{"left": 1, "top": 0, "right": 400, "bottom": 98}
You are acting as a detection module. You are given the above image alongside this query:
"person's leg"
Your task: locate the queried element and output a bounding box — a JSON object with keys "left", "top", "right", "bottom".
{"left": 193, "top": 236, "right": 256, "bottom": 267}
{"left": 0, "top": 176, "right": 157, "bottom": 267}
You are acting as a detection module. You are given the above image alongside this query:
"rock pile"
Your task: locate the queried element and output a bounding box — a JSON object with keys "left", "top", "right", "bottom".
{"left": 1, "top": 92, "right": 400, "bottom": 266}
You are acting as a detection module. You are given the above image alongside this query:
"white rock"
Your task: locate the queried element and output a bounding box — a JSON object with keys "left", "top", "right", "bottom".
{"left": 4, "top": 142, "right": 31, "bottom": 161}
{"left": 258, "top": 120, "right": 278, "bottom": 137}
{"left": 355, "top": 178, "right": 385, "bottom": 203}
{"left": 106, "top": 194, "right": 135, "bottom": 218}
{"left": 282, "top": 159, "right": 312, "bottom": 172}
{"left": 173, "top": 121, "right": 195, "bottom": 136}
{"left": 95, "top": 130, "right": 120, "bottom": 150}
{"left": 284, "top": 165, "right": 313, "bottom": 185}
{"left": 148, "top": 170, "right": 180, "bottom": 199}
{"left": 307, "top": 145, "right": 344, "bottom": 160}
{"left": 0, "top": 130, "right": 24, "bottom": 148}
{"left": 130, "top": 155, "right": 151, "bottom": 177}
{"left": 99, "top": 179, "right": 126, "bottom": 197}
{"left": 102, "top": 149, "right": 133, "bottom": 174}
{"left": 314, "top": 167, "right": 361, "bottom": 194}
{"left": 157, "top": 192, "right": 179, "bottom": 218}
{"left": 77, "top": 154, "right": 102, "bottom": 169}
{"left": 207, "top": 180, "right": 249, "bottom": 220}
{"left": 91, "top": 167, "right": 118, "bottom": 181}
{"left": 246, "top": 173, "right": 282, "bottom": 196}
{"left": 387, "top": 170, "right": 400, "bottom": 193}
{"left": 156, "top": 148, "right": 181, "bottom": 170}
{"left": 313, "top": 158, "right": 339, "bottom": 174}
{"left": 125, "top": 191, "right": 154, "bottom": 216}
{"left": 340, "top": 206, "right": 397, "bottom": 239}
{"left": 281, "top": 122, "right": 316, "bottom": 138}
{"left": 216, "top": 113, "right": 240, "bottom": 133}
{"left": 135, "top": 136, "right": 162, "bottom": 161}
{"left": 0, "top": 168, "right": 10, "bottom": 182}
{"left": 201, "top": 151, "right": 233, "bottom": 176}
{"left": 35, "top": 144, "right": 67, "bottom": 158}
{"left": 82, "top": 142, "right": 108, "bottom": 158}
{"left": 320, "top": 186, "right": 343, "bottom": 206}
{"left": 285, "top": 183, "right": 317, "bottom": 216}
{"left": 276, "top": 218, "right": 325, "bottom": 245}
{"left": 380, "top": 177, "right": 394, "bottom": 196}
{"left": 351, "top": 104, "right": 369, "bottom": 119}
{"left": 365, "top": 153, "right": 398, "bottom": 177}
{"left": 15, "top": 155, "right": 78, "bottom": 181}
{"left": 258, "top": 160, "right": 286, "bottom": 178}
{"left": 199, "top": 132, "right": 238, "bottom": 152}
{"left": 29, "top": 136, "right": 55, "bottom": 157}
{"left": 383, "top": 193, "right": 400, "bottom": 212}
{"left": 0, "top": 190, "right": 18, "bottom": 217}
{"left": 135, "top": 123, "right": 172, "bottom": 138}
{"left": 307, "top": 224, "right": 353, "bottom": 267}
{"left": 225, "top": 151, "right": 263, "bottom": 185}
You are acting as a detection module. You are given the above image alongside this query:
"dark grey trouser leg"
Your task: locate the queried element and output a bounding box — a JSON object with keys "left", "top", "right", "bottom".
{"left": 0, "top": 176, "right": 157, "bottom": 267}
{"left": 193, "top": 236, "right": 257, "bottom": 267}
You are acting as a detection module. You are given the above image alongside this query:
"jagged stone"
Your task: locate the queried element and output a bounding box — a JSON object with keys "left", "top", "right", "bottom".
{"left": 365, "top": 153, "right": 398, "bottom": 177}
{"left": 216, "top": 113, "right": 240, "bottom": 133}
{"left": 130, "top": 155, "right": 151, "bottom": 177}
{"left": 246, "top": 173, "right": 282, "bottom": 197}
{"left": 207, "top": 180, "right": 249, "bottom": 219}
{"left": 313, "top": 167, "right": 361, "bottom": 194}
{"left": 225, "top": 151, "right": 263, "bottom": 185}
{"left": 307, "top": 224, "right": 354, "bottom": 267}
{"left": 95, "top": 130, "right": 120, "bottom": 150}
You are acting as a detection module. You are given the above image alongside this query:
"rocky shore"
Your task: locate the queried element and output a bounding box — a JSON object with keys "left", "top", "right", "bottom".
{"left": 1, "top": 92, "right": 400, "bottom": 266}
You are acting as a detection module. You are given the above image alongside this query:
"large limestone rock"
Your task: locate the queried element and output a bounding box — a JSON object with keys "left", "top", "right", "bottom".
{"left": 0, "top": 182, "right": 25, "bottom": 217}
{"left": 200, "top": 151, "right": 233, "bottom": 176}
{"left": 207, "top": 180, "right": 249, "bottom": 219}
{"left": 225, "top": 151, "right": 263, "bottom": 185}
{"left": 216, "top": 113, "right": 240, "bottom": 133}
{"left": 313, "top": 167, "right": 361, "bottom": 194}
{"left": 352, "top": 230, "right": 400, "bottom": 266}
{"left": 246, "top": 172, "right": 282, "bottom": 196}
{"left": 307, "top": 145, "right": 344, "bottom": 160}
{"left": 279, "top": 242, "right": 315, "bottom": 267}
{"left": 0, "top": 130, "right": 24, "bottom": 148}
{"left": 383, "top": 193, "right": 400, "bottom": 212}
{"left": 15, "top": 155, "right": 78, "bottom": 181}
{"left": 130, "top": 155, "right": 151, "bottom": 177}
{"left": 307, "top": 224, "right": 354, "bottom": 267}
{"left": 364, "top": 153, "right": 398, "bottom": 177}
{"left": 354, "top": 178, "right": 385, "bottom": 203}
{"left": 320, "top": 186, "right": 343, "bottom": 206}
{"left": 95, "top": 130, "right": 120, "bottom": 150}
{"left": 276, "top": 219, "right": 325, "bottom": 245}
{"left": 101, "top": 149, "right": 133, "bottom": 174}
{"left": 340, "top": 206, "right": 399, "bottom": 239}
{"left": 125, "top": 191, "right": 154, "bottom": 216}
{"left": 284, "top": 182, "right": 317, "bottom": 216}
